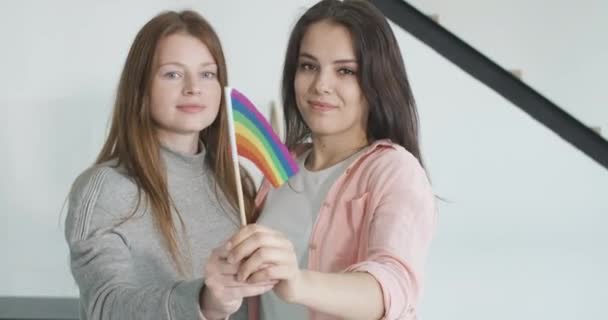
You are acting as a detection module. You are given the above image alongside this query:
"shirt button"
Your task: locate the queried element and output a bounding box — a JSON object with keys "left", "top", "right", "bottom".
{"left": 322, "top": 202, "right": 330, "bottom": 208}
{"left": 309, "top": 243, "right": 317, "bottom": 250}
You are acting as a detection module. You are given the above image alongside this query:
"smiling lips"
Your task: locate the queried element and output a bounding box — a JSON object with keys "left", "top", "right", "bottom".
{"left": 308, "top": 100, "right": 337, "bottom": 112}
{"left": 177, "top": 104, "right": 206, "bottom": 113}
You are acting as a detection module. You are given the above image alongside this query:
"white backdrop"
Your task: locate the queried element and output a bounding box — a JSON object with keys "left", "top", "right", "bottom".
{"left": 1, "top": 1, "right": 606, "bottom": 319}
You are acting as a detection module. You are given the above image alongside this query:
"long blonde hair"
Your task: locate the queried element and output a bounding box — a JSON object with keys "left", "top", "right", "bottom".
{"left": 96, "top": 10, "right": 255, "bottom": 274}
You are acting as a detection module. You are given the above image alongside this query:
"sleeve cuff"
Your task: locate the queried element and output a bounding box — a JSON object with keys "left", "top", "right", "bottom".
{"left": 168, "top": 278, "right": 206, "bottom": 320}
{"left": 344, "top": 261, "right": 412, "bottom": 320}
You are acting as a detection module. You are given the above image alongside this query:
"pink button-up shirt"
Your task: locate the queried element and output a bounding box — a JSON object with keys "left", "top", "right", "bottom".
{"left": 247, "top": 139, "right": 437, "bottom": 320}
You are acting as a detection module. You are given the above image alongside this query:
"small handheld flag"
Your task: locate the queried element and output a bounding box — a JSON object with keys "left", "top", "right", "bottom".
{"left": 225, "top": 87, "right": 299, "bottom": 225}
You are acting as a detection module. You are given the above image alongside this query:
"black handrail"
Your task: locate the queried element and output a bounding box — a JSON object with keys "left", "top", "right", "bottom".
{"left": 370, "top": 0, "right": 608, "bottom": 170}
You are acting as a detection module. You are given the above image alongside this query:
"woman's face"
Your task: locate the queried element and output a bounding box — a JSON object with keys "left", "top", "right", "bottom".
{"left": 149, "top": 33, "right": 221, "bottom": 141}
{"left": 294, "top": 20, "right": 368, "bottom": 140}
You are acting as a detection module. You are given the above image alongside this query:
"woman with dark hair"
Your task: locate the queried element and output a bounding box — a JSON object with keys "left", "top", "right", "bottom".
{"left": 225, "top": 1, "right": 437, "bottom": 319}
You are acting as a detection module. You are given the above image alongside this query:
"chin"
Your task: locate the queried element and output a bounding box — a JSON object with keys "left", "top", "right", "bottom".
{"left": 168, "top": 128, "right": 201, "bottom": 136}
{"left": 308, "top": 125, "right": 341, "bottom": 137}
{"left": 168, "top": 123, "right": 206, "bottom": 135}
{"left": 182, "top": 119, "right": 215, "bottom": 132}
{"left": 304, "top": 118, "right": 337, "bottom": 133}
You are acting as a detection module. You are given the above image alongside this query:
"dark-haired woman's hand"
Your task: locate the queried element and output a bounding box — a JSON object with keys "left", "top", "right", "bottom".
{"left": 200, "top": 241, "right": 277, "bottom": 319}
{"left": 226, "top": 224, "right": 304, "bottom": 303}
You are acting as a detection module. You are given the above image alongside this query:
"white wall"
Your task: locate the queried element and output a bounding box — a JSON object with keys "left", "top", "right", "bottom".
{"left": 403, "top": 1, "right": 608, "bottom": 318}
{"left": 400, "top": 27, "right": 608, "bottom": 318}
{"left": 0, "top": 0, "right": 318, "bottom": 298}
{"left": 1, "top": 1, "right": 606, "bottom": 319}
{"left": 407, "top": 0, "right": 608, "bottom": 135}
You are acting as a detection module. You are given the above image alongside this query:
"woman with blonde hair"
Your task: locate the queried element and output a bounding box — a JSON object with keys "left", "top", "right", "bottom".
{"left": 65, "top": 10, "right": 272, "bottom": 319}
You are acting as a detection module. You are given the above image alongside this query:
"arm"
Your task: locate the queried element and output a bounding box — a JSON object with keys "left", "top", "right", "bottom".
{"left": 65, "top": 168, "right": 206, "bottom": 320}
{"left": 225, "top": 225, "right": 383, "bottom": 319}
{"left": 343, "top": 154, "right": 437, "bottom": 319}
{"left": 66, "top": 168, "right": 274, "bottom": 320}
{"left": 229, "top": 152, "right": 436, "bottom": 319}
{"left": 292, "top": 270, "right": 383, "bottom": 319}
{"left": 67, "top": 212, "right": 206, "bottom": 320}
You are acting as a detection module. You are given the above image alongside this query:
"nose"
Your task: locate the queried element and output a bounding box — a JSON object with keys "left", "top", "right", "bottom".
{"left": 312, "top": 69, "right": 333, "bottom": 95}
{"left": 183, "top": 74, "right": 201, "bottom": 96}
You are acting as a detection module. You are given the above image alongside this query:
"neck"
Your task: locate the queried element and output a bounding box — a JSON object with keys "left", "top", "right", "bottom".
{"left": 157, "top": 130, "right": 200, "bottom": 155}
{"left": 307, "top": 130, "right": 368, "bottom": 171}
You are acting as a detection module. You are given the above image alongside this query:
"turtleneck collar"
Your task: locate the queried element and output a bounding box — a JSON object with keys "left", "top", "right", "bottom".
{"left": 159, "top": 141, "right": 207, "bottom": 178}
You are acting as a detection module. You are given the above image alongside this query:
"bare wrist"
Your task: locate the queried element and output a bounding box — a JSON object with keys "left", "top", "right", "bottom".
{"left": 284, "top": 270, "right": 308, "bottom": 304}
{"left": 199, "top": 286, "right": 232, "bottom": 320}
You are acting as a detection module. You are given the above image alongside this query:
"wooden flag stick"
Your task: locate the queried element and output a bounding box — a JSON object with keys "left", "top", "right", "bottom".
{"left": 233, "top": 161, "right": 247, "bottom": 226}
{"left": 224, "top": 87, "right": 248, "bottom": 226}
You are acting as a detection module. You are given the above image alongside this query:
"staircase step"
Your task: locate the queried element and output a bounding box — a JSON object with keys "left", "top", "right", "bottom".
{"left": 510, "top": 69, "right": 523, "bottom": 79}
{"left": 428, "top": 14, "right": 439, "bottom": 23}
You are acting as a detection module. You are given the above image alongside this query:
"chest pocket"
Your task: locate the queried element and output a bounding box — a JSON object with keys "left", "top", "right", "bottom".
{"left": 331, "top": 192, "right": 370, "bottom": 269}
{"left": 347, "top": 192, "right": 369, "bottom": 233}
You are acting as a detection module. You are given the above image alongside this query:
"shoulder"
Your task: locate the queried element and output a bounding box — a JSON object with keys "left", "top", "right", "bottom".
{"left": 71, "top": 160, "right": 131, "bottom": 198}
{"left": 66, "top": 160, "right": 141, "bottom": 241}
{"left": 354, "top": 140, "right": 432, "bottom": 202}
{"left": 68, "top": 160, "right": 138, "bottom": 218}
{"left": 361, "top": 142, "right": 436, "bottom": 219}
{"left": 365, "top": 140, "right": 425, "bottom": 178}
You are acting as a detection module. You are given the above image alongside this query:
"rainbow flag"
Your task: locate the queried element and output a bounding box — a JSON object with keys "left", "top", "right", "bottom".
{"left": 225, "top": 87, "right": 299, "bottom": 188}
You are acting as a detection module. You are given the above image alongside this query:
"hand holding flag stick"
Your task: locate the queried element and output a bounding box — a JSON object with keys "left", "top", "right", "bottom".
{"left": 224, "top": 87, "right": 299, "bottom": 226}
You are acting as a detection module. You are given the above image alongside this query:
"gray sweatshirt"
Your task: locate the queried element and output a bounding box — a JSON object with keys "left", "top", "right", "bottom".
{"left": 65, "top": 145, "right": 247, "bottom": 320}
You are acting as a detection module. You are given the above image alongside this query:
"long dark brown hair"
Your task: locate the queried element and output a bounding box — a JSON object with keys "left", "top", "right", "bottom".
{"left": 96, "top": 10, "right": 255, "bottom": 274}
{"left": 281, "top": 0, "right": 424, "bottom": 166}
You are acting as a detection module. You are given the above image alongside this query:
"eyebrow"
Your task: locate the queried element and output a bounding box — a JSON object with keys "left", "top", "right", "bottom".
{"left": 299, "top": 52, "right": 357, "bottom": 64}
{"left": 158, "top": 61, "right": 217, "bottom": 68}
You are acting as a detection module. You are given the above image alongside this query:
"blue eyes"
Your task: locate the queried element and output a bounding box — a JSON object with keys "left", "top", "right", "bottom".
{"left": 201, "top": 71, "right": 216, "bottom": 79}
{"left": 164, "top": 71, "right": 181, "bottom": 79}
{"left": 162, "top": 71, "right": 217, "bottom": 80}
